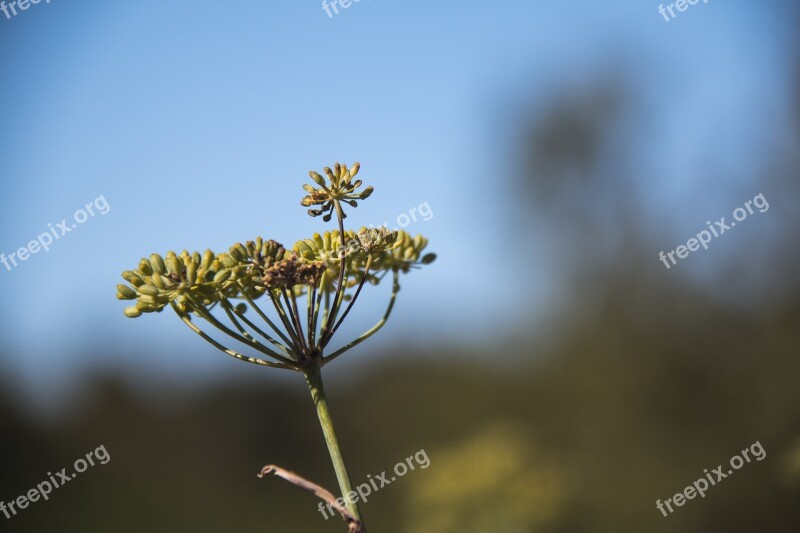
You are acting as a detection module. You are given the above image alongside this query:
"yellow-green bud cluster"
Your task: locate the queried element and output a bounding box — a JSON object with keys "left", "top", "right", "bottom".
{"left": 382, "top": 232, "right": 436, "bottom": 273}
{"left": 119, "top": 163, "right": 435, "bottom": 320}
{"left": 292, "top": 228, "right": 433, "bottom": 289}
{"left": 301, "top": 162, "right": 374, "bottom": 221}
{"left": 117, "top": 249, "right": 227, "bottom": 317}
{"left": 219, "top": 238, "right": 288, "bottom": 297}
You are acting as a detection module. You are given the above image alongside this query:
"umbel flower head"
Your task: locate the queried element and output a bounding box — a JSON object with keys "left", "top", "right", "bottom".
{"left": 301, "top": 162, "right": 373, "bottom": 221}
{"left": 117, "top": 161, "right": 435, "bottom": 371}
{"left": 117, "top": 161, "right": 435, "bottom": 532}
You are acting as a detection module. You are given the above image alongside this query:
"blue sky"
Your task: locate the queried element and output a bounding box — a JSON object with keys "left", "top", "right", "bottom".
{"left": 0, "top": 0, "right": 795, "bottom": 401}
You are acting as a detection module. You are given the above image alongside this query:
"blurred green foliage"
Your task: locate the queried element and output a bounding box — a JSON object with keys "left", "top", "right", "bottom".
{"left": 2, "top": 289, "right": 799, "bottom": 533}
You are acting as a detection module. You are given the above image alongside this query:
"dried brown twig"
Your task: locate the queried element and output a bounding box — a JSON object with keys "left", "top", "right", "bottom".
{"left": 258, "top": 464, "right": 365, "bottom": 533}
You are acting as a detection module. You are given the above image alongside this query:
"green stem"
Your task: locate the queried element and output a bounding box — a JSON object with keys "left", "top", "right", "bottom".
{"left": 304, "top": 365, "right": 364, "bottom": 526}
{"left": 319, "top": 201, "right": 348, "bottom": 344}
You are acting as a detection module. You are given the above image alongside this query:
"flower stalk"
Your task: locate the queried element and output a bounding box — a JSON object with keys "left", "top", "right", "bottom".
{"left": 305, "top": 365, "right": 363, "bottom": 524}
{"left": 116, "top": 162, "right": 435, "bottom": 531}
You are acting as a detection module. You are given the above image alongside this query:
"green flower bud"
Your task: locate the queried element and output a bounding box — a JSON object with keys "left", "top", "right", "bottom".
{"left": 219, "top": 254, "right": 237, "bottom": 268}
{"left": 231, "top": 242, "right": 247, "bottom": 261}
{"left": 186, "top": 261, "right": 197, "bottom": 284}
{"left": 214, "top": 269, "right": 232, "bottom": 283}
{"left": 359, "top": 186, "right": 374, "bottom": 200}
{"left": 122, "top": 271, "right": 145, "bottom": 287}
{"left": 150, "top": 253, "right": 166, "bottom": 275}
{"left": 116, "top": 284, "right": 137, "bottom": 300}
{"left": 201, "top": 249, "right": 214, "bottom": 269}
{"left": 137, "top": 284, "right": 160, "bottom": 297}
{"left": 138, "top": 293, "right": 167, "bottom": 305}
{"left": 135, "top": 302, "right": 159, "bottom": 312}
{"left": 138, "top": 258, "right": 153, "bottom": 276}
{"left": 123, "top": 306, "right": 142, "bottom": 318}
{"left": 166, "top": 252, "right": 182, "bottom": 275}
{"left": 295, "top": 241, "right": 313, "bottom": 259}
{"left": 151, "top": 273, "right": 166, "bottom": 289}
{"left": 309, "top": 171, "right": 326, "bottom": 186}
